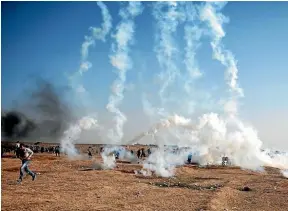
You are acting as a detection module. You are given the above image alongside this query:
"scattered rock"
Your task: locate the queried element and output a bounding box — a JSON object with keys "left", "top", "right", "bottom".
{"left": 152, "top": 181, "right": 223, "bottom": 190}
{"left": 240, "top": 186, "right": 252, "bottom": 191}
{"left": 135, "top": 191, "right": 142, "bottom": 197}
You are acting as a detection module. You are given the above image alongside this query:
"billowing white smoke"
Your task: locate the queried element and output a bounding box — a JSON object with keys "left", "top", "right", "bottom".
{"left": 259, "top": 149, "right": 288, "bottom": 173}
{"left": 100, "top": 145, "right": 137, "bottom": 169}
{"left": 61, "top": 2, "right": 288, "bottom": 178}
{"left": 129, "top": 114, "right": 192, "bottom": 145}
{"left": 194, "top": 113, "right": 265, "bottom": 170}
{"left": 132, "top": 115, "right": 195, "bottom": 176}
{"left": 281, "top": 170, "right": 288, "bottom": 178}
{"left": 128, "top": 2, "right": 288, "bottom": 178}
{"left": 197, "top": 1, "right": 288, "bottom": 176}
{"left": 138, "top": 112, "right": 288, "bottom": 176}
{"left": 101, "top": 147, "right": 117, "bottom": 169}
{"left": 106, "top": 2, "right": 143, "bottom": 145}
{"left": 61, "top": 116, "right": 98, "bottom": 158}
{"left": 142, "top": 147, "right": 190, "bottom": 177}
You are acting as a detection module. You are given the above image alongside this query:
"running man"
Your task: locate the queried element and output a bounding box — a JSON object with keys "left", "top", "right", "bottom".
{"left": 17, "top": 143, "right": 37, "bottom": 184}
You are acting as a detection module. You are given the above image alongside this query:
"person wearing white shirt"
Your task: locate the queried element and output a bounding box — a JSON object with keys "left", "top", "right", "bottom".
{"left": 17, "top": 143, "right": 37, "bottom": 184}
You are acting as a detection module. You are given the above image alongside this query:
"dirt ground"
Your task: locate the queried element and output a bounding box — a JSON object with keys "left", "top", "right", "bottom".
{"left": 1, "top": 153, "right": 288, "bottom": 211}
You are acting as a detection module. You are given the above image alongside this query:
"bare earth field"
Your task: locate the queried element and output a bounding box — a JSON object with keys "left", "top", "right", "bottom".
{"left": 1, "top": 153, "right": 288, "bottom": 211}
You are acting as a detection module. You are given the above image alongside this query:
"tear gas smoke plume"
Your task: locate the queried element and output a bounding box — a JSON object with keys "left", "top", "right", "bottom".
{"left": 106, "top": 2, "right": 143, "bottom": 144}
{"left": 99, "top": 146, "right": 137, "bottom": 169}
{"left": 60, "top": 116, "right": 98, "bottom": 157}
{"left": 56, "top": 2, "right": 287, "bottom": 178}
{"left": 2, "top": 80, "right": 72, "bottom": 142}
{"left": 70, "top": 1, "right": 112, "bottom": 93}
{"left": 153, "top": 2, "right": 185, "bottom": 108}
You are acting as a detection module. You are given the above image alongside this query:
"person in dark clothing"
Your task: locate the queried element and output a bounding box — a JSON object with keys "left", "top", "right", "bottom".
{"left": 137, "top": 149, "right": 141, "bottom": 159}
{"left": 115, "top": 151, "right": 120, "bottom": 159}
{"left": 147, "top": 148, "right": 151, "bottom": 156}
{"left": 222, "top": 156, "right": 229, "bottom": 166}
{"left": 17, "top": 143, "right": 37, "bottom": 184}
{"left": 87, "top": 147, "right": 92, "bottom": 159}
{"left": 130, "top": 150, "right": 134, "bottom": 154}
{"left": 141, "top": 148, "right": 146, "bottom": 158}
{"left": 55, "top": 146, "right": 60, "bottom": 156}
{"left": 187, "top": 153, "right": 192, "bottom": 164}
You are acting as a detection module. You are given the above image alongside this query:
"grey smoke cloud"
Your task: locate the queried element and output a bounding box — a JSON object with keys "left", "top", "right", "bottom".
{"left": 2, "top": 79, "right": 73, "bottom": 142}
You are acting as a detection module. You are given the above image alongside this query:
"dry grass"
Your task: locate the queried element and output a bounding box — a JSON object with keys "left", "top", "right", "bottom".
{"left": 2, "top": 153, "right": 288, "bottom": 211}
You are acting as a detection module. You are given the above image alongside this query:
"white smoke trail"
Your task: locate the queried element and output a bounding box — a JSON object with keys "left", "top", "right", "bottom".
{"left": 79, "top": 1, "right": 112, "bottom": 76}
{"left": 106, "top": 2, "right": 143, "bottom": 143}
{"left": 182, "top": 16, "right": 203, "bottom": 114}
{"left": 90, "top": 2, "right": 113, "bottom": 42}
{"left": 70, "top": 1, "right": 112, "bottom": 94}
{"left": 129, "top": 114, "right": 192, "bottom": 144}
{"left": 62, "top": 2, "right": 112, "bottom": 158}
{"left": 140, "top": 2, "right": 188, "bottom": 147}
{"left": 139, "top": 2, "right": 203, "bottom": 177}
{"left": 197, "top": 2, "right": 288, "bottom": 176}
{"left": 138, "top": 2, "right": 288, "bottom": 178}
{"left": 61, "top": 116, "right": 98, "bottom": 158}
{"left": 138, "top": 2, "right": 188, "bottom": 176}
{"left": 79, "top": 36, "right": 94, "bottom": 76}
{"left": 153, "top": 2, "right": 186, "bottom": 108}
{"left": 199, "top": 2, "right": 243, "bottom": 116}
{"left": 184, "top": 25, "right": 202, "bottom": 82}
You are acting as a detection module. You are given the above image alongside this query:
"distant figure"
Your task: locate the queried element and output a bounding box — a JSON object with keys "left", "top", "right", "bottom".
{"left": 141, "top": 148, "right": 146, "bottom": 158}
{"left": 147, "top": 148, "right": 151, "bottom": 156}
{"left": 87, "top": 147, "right": 92, "bottom": 159}
{"left": 187, "top": 153, "right": 192, "bottom": 164}
{"left": 16, "top": 141, "right": 20, "bottom": 148}
{"left": 137, "top": 149, "right": 141, "bottom": 159}
{"left": 55, "top": 146, "right": 60, "bottom": 157}
{"left": 130, "top": 150, "right": 134, "bottom": 155}
{"left": 41, "top": 147, "right": 44, "bottom": 153}
{"left": 15, "top": 141, "right": 20, "bottom": 158}
{"left": 222, "top": 156, "right": 229, "bottom": 166}
{"left": 114, "top": 150, "right": 120, "bottom": 159}
{"left": 17, "top": 143, "right": 37, "bottom": 184}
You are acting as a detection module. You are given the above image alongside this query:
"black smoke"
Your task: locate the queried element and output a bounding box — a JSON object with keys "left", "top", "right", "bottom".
{"left": 1, "top": 111, "right": 36, "bottom": 138}
{"left": 1, "top": 79, "right": 73, "bottom": 142}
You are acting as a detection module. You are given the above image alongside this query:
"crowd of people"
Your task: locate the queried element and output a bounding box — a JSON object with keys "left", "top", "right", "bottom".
{"left": 1, "top": 141, "right": 61, "bottom": 157}
{"left": 1, "top": 141, "right": 231, "bottom": 184}
{"left": 85, "top": 146, "right": 153, "bottom": 161}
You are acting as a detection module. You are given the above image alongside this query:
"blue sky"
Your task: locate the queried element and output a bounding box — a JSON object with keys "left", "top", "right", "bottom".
{"left": 2, "top": 2, "right": 288, "bottom": 149}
